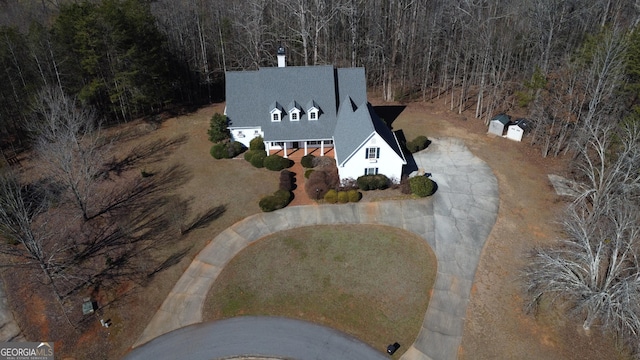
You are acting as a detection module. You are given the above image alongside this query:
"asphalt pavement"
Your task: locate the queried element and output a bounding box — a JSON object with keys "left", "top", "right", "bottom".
{"left": 125, "top": 316, "right": 389, "bottom": 360}
{"left": 130, "top": 137, "right": 499, "bottom": 360}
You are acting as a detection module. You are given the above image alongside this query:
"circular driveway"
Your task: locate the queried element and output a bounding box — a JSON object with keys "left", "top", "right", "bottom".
{"left": 130, "top": 137, "right": 499, "bottom": 360}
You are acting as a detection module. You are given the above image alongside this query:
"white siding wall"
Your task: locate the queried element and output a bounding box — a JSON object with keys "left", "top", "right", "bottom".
{"left": 337, "top": 133, "right": 404, "bottom": 181}
{"left": 230, "top": 128, "right": 262, "bottom": 148}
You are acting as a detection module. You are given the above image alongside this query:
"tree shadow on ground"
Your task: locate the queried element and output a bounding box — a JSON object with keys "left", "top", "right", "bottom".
{"left": 102, "top": 134, "right": 188, "bottom": 177}
{"left": 180, "top": 205, "right": 227, "bottom": 235}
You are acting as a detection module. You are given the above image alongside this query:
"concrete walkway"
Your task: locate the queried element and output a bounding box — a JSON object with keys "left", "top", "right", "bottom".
{"left": 132, "top": 137, "right": 499, "bottom": 360}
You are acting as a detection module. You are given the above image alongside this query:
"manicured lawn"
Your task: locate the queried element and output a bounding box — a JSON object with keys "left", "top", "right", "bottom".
{"left": 203, "top": 224, "right": 437, "bottom": 357}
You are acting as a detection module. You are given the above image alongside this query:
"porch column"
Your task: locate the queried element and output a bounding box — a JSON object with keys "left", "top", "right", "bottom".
{"left": 283, "top": 142, "right": 288, "bottom": 158}
{"left": 304, "top": 141, "right": 308, "bottom": 155}
{"left": 320, "top": 140, "right": 324, "bottom": 156}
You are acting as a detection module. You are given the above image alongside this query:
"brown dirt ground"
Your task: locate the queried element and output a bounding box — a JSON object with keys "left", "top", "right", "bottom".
{"left": 3, "top": 95, "right": 629, "bottom": 359}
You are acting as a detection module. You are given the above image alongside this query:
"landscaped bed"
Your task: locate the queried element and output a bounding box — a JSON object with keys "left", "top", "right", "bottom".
{"left": 203, "top": 224, "right": 437, "bottom": 358}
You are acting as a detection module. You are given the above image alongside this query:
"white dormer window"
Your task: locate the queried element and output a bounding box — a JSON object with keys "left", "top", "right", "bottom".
{"left": 288, "top": 101, "right": 302, "bottom": 122}
{"left": 306, "top": 100, "right": 320, "bottom": 121}
{"left": 270, "top": 107, "right": 283, "bottom": 122}
{"left": 308, "top": 107, "right": 319, "bottom": 120}
{"left": 289, "top": 108, "right": 301, "bottom": 121}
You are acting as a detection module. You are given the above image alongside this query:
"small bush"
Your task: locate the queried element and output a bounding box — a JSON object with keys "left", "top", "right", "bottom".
{"left": 406, "top": 135, "right": 430, "bottom": 153}
{"left": 305, "top": 170, "right": 329, "bottom": 199}
{"left": 347, "top": 189, "right": 361, "bottom": 202}
{"left": 400, "top": 175, "right": 411, "bottom": 194}
{"left": 227, "top": 141, "right": 246, "bottom": 158}
{"left": 210, "top": 143, "right": 226, "bottom": 159}
{"left": 249, "top": 136, "right": 265, "bottom": 151}
{"left": 409, "top": 176, "right": 435, "bottom": 197}
{"left": 304, "top": 169, "right": 314, "bottom": 179}
{"left": 357, "top": 174, "right": 389, "bottom": 191}
{"left": 337, "top": 191, "right": 349, "bottom": 203}
{"left": 324, "top": 189, "right": 338, "bottom": 203}
{"left": 279, "top": 170, "right": 295, "bottom": 191}
{"left": 249, "top": 151, "right": 266, "bottom": 168}
{"left": 259, "top": 189, "right": 292, "bottom": 212}
{"left": 264, "top": 154, "right": 293, "bottom": 171}
{"left": 301, "top": 154, "right": 315, "bottom": 168}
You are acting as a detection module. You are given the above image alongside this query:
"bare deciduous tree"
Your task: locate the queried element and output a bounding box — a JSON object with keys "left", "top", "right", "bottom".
{"left": 0, "top": 170, "right": 65, "bottom": 301}
{"left": 524, "top": 119, "right": 640, "bottom": 355}
{"left": 30, "top": 86, "right": 106, "bottom": 221}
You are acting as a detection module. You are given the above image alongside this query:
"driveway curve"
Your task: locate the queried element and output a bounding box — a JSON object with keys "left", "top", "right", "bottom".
{"left": 125, "top": 316, "right": 388, "bottom": 360}
{"left": 130, "top": 137, "right": 499, "bottom": 360}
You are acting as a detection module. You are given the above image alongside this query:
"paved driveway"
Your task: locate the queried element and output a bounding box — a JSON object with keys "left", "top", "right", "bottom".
{"left": 125, "top": 316, "right": 389, "bottom": 360}
{"left": 130, "top": 137, "right": 499, "bottom": 360}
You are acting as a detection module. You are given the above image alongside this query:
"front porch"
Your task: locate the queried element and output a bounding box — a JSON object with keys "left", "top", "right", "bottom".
{"left": 268, "top": 146, "right": 334, "bottom": 159}
{"left": 266, "top": 140, "right": 334, "bottom": 159}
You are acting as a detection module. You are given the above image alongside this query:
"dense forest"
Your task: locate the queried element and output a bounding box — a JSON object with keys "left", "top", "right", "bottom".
{"left": 0, "top": 0, "right": 638, "bottom": 155}
{"left": 1, "top": 0, "right": 640, "bottom": 357}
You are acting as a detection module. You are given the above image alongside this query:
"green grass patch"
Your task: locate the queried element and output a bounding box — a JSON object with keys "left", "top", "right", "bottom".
{"left": 203, "top": 224, "right": 437, "bottom": 357}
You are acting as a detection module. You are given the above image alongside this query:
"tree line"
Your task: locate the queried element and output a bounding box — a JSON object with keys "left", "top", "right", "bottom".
{"left": 0, "top": 1, "right": 638, "bottom": 148}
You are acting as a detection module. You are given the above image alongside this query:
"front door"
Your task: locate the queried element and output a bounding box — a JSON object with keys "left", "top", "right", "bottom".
{"left": 292, "top": 142, "right": 299, "bottom": 148}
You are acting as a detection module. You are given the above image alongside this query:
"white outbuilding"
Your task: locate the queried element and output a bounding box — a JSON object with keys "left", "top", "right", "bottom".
{"left": 487, "top": 114, "right": 511, "bottom": 136}
{"left": 506, "top": 124, "right": 524, "bottom": 141}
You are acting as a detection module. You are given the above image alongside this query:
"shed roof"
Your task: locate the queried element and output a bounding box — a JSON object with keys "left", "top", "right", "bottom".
{"left": 490, "top": 114, "right": 511, "bottom": 125}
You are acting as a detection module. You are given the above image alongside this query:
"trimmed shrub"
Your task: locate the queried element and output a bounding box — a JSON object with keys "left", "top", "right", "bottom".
{"left": 249, "top": 136, "right": 265, "bottom": 151}
{"left": 249, "top": 151, "right": 266, "bottom": 168}
{"left": 304, "top": 169, "right": 314, "bottom": 179}
{"left": 324, "top": 189, "right": 338, "bottom": 203}
{"left": 357, "top": 174, "right": 389, "bottom": 191}
{"left": 264, "top": 154, "right": 293, "bottom": 171}
{"left": 409, "top": 176, "right": 435, "bottom": 197}
{"left": 211, "top": 142, "right": 246, "bottom": 159}
{"left": 347, "top": 189, "right": 361, "bottom": 202}
{"left": 337, "top": 191, "right": 349, "bottom": 203}
{"left": 227, "top": 141, "right": 246, "bottom": 158}
{"left": 305, "top": 170, "right": 329, "bottom": 199}
{"left": 301, "top": 154, "right": 315, "bottom": 168}
{"left": 210, "top": 143, "right": 226, "bottom": 159}
{"left": 400, "top": 175, "right": 412, "bottom": 194}
{"left": 406, "top": 135, "right": 430, "bottom": 153}
{"left": 279, "top": 170, "right": 295, "bottom": 191}
{"left": 259, "top": 189, "right": 292, "bottom": 212}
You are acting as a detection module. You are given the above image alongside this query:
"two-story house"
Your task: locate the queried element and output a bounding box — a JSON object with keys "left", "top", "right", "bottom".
{"left": 225, "top": 48, "right": 407, "bottom": 181}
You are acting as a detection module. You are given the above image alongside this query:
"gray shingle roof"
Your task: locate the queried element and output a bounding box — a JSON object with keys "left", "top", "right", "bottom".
{"left": 333, "top": 100, "right": 406, "bottom": 166}
{"left": 226, "top": 66, "right": 343, "bottom": 141}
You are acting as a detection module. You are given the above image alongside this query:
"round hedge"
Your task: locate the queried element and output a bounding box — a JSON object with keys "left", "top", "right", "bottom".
{"left": 409, "top": 176, "right": 435, "bottom": 197}
{"left": 249, "top": 151, "right": 266, "bottom": 168}
{"left": 264, "top": 155, "right": 293, "bottom": 171}
{"left": 259, "top": 189, "right": 292, "bottom": 212}
{"left": 301, "top": 154, "right": 315, "bottom": 168}
{"left": 324, "top": 189, "right": 338, "bottom": 203}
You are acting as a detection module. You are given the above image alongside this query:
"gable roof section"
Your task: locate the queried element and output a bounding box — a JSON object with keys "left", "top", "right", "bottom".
{"left": 226, "top": 66, "right": 335, "bottom": 141}
{"left": 491, "top": 114, "right": 511, "bottom": 125}
{"left": 333, "top": 99, "right": 406, "bottom": 167}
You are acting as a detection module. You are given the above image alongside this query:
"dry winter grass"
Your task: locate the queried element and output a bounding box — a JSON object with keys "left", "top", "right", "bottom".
{"left": 2, "top": 96, "right": 632, "bottom": 359}
{"left": 203, "top": 224, "right": 437, "bottom": 358}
